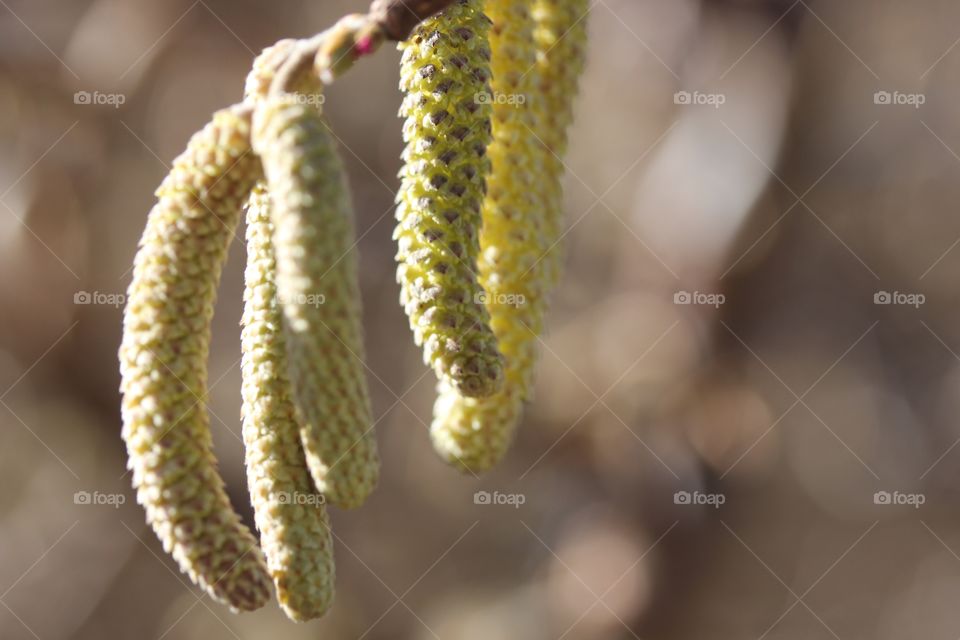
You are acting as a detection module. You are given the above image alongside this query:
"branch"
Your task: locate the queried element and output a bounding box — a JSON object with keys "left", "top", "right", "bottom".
{"left": 270, "top": 0, "right": 458, "bottom": 95}
{"left": 369, "top": 0, "right": 458, "bottom": 40}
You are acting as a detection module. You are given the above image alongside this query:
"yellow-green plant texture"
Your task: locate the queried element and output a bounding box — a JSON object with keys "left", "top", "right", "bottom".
{"left": 533, "top": 0, "right": 589, "bottom": 287}
{"left": 252, "top": 94, "right": 379, "bottom": 510}
{"left": 117, "top": 0, "right": 591, "bottom": 618}
{"left": 241, "top": 185, "right": 336, "bottom": 621}
{"left": 432, "top": 0, "right": 589, "bottom": 472}
{"left": 395, "top": 0, "right": 505, "bottom": 399}
{"left": 239, "top": 41, "right": 339, "bottom": 621}
{"left": 119, "top": 105, "right": 272, "bottom": 612}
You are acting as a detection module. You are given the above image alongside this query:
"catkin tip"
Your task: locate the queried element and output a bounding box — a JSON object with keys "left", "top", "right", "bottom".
{"left": 242, "top": 184, "right": 336, "bottom": 620}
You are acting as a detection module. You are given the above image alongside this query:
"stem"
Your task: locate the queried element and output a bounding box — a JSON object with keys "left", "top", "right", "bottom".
{"left": 269, "top": 0, "right": 458, "bottom": 95}
{"left": 370, "top": 0, "right": 458, "bottom": 40}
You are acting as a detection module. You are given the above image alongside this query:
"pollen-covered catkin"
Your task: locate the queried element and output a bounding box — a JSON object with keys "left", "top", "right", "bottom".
{"left": 430, "top": 0, "right": 545, "bottom": 472}
{"left": 119, "top": 105, "right": 272, "bottom": 611}
{"left": 251, "top": 94, "right": 379, "bottom": 509}
{"left": 431, "top": 0, "right": 589, "bottom": 472}
{"left": 532, "top": 0, "right": 589, "bottom": 287}
{"left": 395, "top": 0, "right": 505, "bottom": 399}
{"left": 238, "top": 42, "right": 338, "bottom": 620}
{"left": 241, "top": 185, "right": 335, "bottom": 621}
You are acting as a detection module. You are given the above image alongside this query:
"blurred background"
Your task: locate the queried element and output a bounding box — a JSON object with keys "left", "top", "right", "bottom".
{"left": 2, "top": 0, "right": 960, "bottom": 637}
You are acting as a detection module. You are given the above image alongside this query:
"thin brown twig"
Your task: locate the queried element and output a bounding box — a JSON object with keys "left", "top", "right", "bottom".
{"left": 268, "top": 0, "right": 458, "bottom": 96}
{"left": 370, "top": 0, "right": 458, "bottom": 40}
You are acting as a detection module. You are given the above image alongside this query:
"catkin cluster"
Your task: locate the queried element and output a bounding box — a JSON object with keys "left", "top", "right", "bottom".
{"left": 119, "top": 0, "right": 587, "bottom": 621}
{"left": 430, "top": 0, "right": 588, "bottom": 472}
{"left": 240, "top": 40, "right": 341, "bottom": 621}
{"left": 121, "top": 41, "right": 379, "bottom": 619}
{"left": 251, "top": 94, "right": 378, "bottom": 511}
{"left": 429, "top": 0, "right": 543, "bottom": 470}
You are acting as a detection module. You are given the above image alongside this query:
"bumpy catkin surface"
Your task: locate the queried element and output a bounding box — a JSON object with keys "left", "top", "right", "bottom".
{"left": 430, "top": 0, "right": 542, "bottom": 471}
{"left": 532, "top": 0, "right": 589, "bottom": 287}
{"left": 395, "top": 0, "right": 505, "bottom": 399}
{"left": 118, "top": 105, "right": 272, "bottom": 611}
{"left": 431, "top": 0, "right": 589, "bottom": 472}
{"left": 238, "top": 41, "right": 339, "bottom": 621}
{"left": 252, "top": 95, "right": 379, "bottom": 510}
{"left": 240, "top": 185, "right": 336, "bottom": 621}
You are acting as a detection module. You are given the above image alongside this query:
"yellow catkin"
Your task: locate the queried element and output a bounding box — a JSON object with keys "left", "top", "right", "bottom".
{"left": 251, "top": 94, "right": 379, "bottom": 509}
{"left": 119, "top": 105, "right": 271, "bottom": 611}
{"left": 431, "top": 0, "right": 588, "bottom": 472}
{"left": 240, "top": 185, "right": 335, "bottom": 621}
{"left": 532, "top": 0, "right": 589, "bottom": 286}
{"left": 395, "top": 0, "right": 505, "bottom": 399}
{"left": 238, "top": 41, "right": 337, "bottom": 621}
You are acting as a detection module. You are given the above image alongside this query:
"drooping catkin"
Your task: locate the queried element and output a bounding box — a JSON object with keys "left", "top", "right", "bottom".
{"left": 532, "top": 0, "right": 589, "bottom": 287}
{"left": 395, "top": 0, "right": 505, "bottom": 399}
{"left": 119, "top": 105, "right": 272, "bottom": 611}
{"left": 238, "top": 42, "right": 337, "bottom": 620}
{"left": 431, "top": 0, "right": 588, "bottom": 472}
{"left": 251, "top": 94, "right": 379, "bottom": 509}
{"left": 430, "top": 0, "right": 543, "bottom": 472}
{"left": 240, "top": 185, "right": 335, "bottom": 621}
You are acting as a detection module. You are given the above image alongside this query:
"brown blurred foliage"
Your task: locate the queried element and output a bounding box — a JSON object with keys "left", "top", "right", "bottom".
{"left": 3, "top": 0, "right": 960, "bottom": 638}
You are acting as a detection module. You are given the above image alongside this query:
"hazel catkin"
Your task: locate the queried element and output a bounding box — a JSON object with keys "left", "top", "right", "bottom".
{"left": 119, "top": 105, "right": 272, "bottom": 611}
{"left": 241, "top": 185, "right": 336, "bottom": 621}
{"left": 251, "top": 94, "right": 379, "bottom": 510}
{"left": 238, "top": 41, "right": 339, "bottom": 621}
{"left": 431, "top": 0, "right": 589, "bottom": 472}
{"left": 532, "top": 0, "right": 589, "bottom": 287}
{"left": 395, "top": 0, "right": 505, "bottom": 399}
{"left": 430, "top": 0, "right": 544, "bottom": 472}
